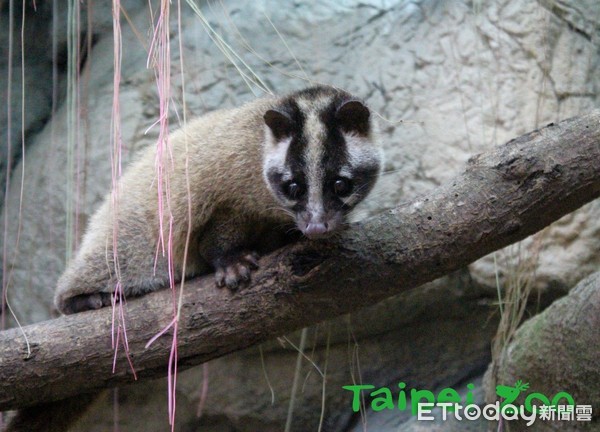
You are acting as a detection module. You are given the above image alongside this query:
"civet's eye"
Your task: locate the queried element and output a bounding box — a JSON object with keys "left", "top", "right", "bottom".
{"left": 284, "top": 181, "right": 304, "bottom": 200}
{"left": 333, "top": 178, "right": 352, "bottom": 197}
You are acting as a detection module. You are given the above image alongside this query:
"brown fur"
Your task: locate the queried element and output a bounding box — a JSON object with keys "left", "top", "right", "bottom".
{"left": 55, "top": 96, "right": 292, "bottom": 314}
{"left": 55, "top": 85, "right": 382, "bottom": 315}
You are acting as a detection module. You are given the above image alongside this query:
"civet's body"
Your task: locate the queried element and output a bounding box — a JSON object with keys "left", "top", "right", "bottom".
{"left": 55, "top": 86, "right": 382, "bottom": 314}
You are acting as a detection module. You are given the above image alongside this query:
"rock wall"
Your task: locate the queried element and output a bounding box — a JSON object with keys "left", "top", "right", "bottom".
{"left": 1, "top": 0, "right": 598, "bottom": 431}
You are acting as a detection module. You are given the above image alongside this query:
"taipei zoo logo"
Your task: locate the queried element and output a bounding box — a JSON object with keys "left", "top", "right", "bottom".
{"left": 343, "top": 380, "right": 593, "bottom": 426}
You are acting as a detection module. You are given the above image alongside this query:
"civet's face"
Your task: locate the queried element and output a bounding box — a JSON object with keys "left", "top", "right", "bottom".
{"left": 263, "top": 86, "right": 382, "bottom": 239}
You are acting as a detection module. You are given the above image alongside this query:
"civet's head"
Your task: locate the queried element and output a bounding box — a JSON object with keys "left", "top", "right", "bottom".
{"left": 263, "top": 86, "right": 382, "bottom": 239}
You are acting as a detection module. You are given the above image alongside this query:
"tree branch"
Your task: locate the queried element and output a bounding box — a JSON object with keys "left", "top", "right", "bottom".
{"left": 1, "top": 111, "right": 599, "bottom": 411}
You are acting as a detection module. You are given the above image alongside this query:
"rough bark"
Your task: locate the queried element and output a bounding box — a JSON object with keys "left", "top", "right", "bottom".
{"left": 0, "top": 110, "right": 599, "bottom": 411}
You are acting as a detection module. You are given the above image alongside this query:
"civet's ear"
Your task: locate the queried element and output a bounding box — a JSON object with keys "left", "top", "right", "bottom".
{"left": 335, "top": 100, "right": 370, "bottom": 136}
{"left": 264, "top": 109, "right": 293, "bottom": 140}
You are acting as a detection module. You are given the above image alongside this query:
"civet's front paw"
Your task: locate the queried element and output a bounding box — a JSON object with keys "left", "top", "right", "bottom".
{"left": 61, "top": 292, "right": 113, "bottom": 314}
{"left": 214, "top": 251, "right": 260, "bottom": 290}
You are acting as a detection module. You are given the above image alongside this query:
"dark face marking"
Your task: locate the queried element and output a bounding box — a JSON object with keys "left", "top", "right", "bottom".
{"left": 283, "top": 180, "right": 305, "bottom": 200}
{"left": 333, "top": 178, "right": 352, "bottom": 197}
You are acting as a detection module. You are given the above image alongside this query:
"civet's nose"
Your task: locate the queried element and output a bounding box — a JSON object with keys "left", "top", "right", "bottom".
{"left": 303, "top": 221, "right": 329, "bottom": 238}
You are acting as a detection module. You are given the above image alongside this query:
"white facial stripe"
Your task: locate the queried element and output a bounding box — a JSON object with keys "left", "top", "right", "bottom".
{"left": 304, "top": 111, "right": 327, "bottom": 218}
{"left": 343, "top": 132, "right": 381, "bottom": 170}
{"left": 263, "top": 134, "right": 291, "bottom": 172}
{"left": 295, "top": 95, "right": 333, "bottom": 219}
{"left": 339, "top": 166, "right": 352, "bottom": 178}
{"left": 263, "top": 133, "right": 295, "bottom": 203}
